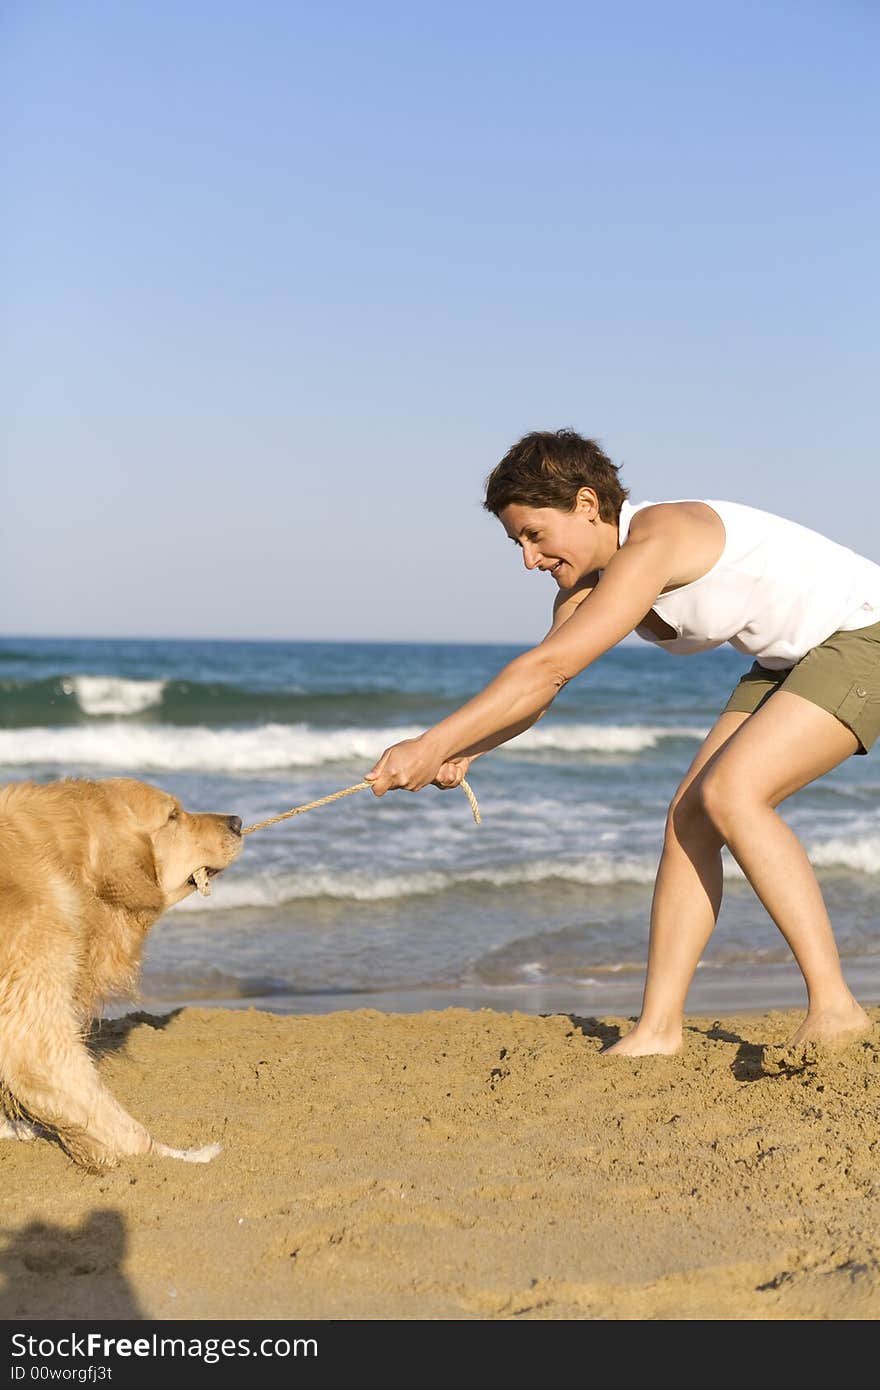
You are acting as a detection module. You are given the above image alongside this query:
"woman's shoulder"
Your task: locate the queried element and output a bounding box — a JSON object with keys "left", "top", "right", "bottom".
{"left": 625, "top": 498, "right": 724, "bottom": 539}
{"left": 623, "top": 500, "right": 728, "bottom": 588}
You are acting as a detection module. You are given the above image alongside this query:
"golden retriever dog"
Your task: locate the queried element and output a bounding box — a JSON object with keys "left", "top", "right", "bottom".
{"left": 0, "top": 777, "right": 243, "bottom": 1169}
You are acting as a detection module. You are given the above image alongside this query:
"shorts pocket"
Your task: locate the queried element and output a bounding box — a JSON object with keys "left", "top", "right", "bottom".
{"left": 835, "top": 681, "right": 869, "bottom": 736}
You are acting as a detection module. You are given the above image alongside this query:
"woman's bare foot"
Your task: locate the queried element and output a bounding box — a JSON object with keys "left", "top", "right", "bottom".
{"left": 604, "top": 1024, "right": 682, "bottom": 1057}
{"left": 788, "top": 999, "right": 872, "bottom": 1048}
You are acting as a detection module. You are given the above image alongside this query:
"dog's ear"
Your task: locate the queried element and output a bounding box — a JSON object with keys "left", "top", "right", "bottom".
{"left": 92, "top": 829, "right": 165, "bottom": 918}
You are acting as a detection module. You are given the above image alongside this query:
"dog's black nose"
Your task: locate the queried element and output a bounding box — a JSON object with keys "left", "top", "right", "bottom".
{"left": 227, "top": 816, "right": 243, "bottom": 836}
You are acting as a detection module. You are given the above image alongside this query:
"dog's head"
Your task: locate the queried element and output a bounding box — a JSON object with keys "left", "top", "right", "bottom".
{"left": 100, "top": 779, "right": 244, "bottom": 908}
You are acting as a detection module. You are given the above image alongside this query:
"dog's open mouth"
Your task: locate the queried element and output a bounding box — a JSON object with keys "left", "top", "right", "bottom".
{"left": 189, "top": 866, "right": 223, "bottom": 897}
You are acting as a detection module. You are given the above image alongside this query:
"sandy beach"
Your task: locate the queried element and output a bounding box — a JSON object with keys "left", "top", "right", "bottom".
{"left": 1, "top": 1002, "right": 879, "bottom": 1321}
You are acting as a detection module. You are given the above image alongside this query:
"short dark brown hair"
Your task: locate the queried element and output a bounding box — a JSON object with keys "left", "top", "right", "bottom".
{"left": 484, "top": 429, "right": 629, "bottom": 522}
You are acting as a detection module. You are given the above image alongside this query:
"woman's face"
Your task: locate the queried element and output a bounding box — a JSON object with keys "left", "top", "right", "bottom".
{"left": 499, "top": 491, "right": 612, "bottom": 588}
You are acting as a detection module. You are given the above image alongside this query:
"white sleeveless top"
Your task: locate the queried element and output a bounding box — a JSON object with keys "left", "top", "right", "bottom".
{"left": 620, "top": 499, "right": 880, "bottom": 670}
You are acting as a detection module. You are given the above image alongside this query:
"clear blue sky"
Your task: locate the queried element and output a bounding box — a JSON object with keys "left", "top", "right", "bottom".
{"left": 2, "top": 0, "right": 877, "bottom": 643}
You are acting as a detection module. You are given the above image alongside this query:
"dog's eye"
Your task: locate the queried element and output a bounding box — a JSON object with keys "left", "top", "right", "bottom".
{"left": 167, "top": 808, "right": 180, "bottom": 823}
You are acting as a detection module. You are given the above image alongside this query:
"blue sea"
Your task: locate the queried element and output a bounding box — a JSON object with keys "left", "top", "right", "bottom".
{"left": 2, "top": 635, "right": 879, "bottom": 1018}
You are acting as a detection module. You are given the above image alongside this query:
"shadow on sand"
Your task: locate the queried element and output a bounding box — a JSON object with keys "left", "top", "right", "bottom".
{"left": 0, "top": 1209, "right": 144, "bottom": 1319}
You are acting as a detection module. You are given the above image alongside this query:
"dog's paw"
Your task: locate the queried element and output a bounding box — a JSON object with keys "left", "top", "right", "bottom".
{"left": 151, "top": 1139, "right": 223, "bottom": 1163}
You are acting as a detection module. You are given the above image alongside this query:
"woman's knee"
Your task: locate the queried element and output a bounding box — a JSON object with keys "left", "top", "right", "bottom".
{"left": 697, "top": 765, "right": 755, "bottom": 839}
{"left": 667, "top": 781, "right": 723, "bottom": 850}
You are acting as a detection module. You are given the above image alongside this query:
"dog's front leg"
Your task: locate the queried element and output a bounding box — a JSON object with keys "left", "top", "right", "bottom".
{"left": 0, "top": 999, "right": 219, "bottom": 1168}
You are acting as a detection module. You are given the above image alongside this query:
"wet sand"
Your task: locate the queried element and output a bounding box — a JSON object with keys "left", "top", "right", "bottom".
{"left": 2, "top": 1003, "right": 879, "bottom": 1320}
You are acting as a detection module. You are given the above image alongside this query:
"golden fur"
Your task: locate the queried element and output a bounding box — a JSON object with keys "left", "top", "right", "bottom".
{"left": 0, "top": 777, "right": 242, "bottom": 1169}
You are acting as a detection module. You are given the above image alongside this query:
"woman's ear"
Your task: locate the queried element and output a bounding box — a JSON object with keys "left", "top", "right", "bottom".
{"left": 575, "top": 487, "right": 600, "bottom": 519}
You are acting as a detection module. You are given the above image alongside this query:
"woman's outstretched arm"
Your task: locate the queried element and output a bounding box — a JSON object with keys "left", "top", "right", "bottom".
{"left": 366, "top": 513, "right": 688, "bottom": 794}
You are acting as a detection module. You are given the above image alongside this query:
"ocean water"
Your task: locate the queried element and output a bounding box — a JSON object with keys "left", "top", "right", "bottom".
{"left": 2, "top": 635, "right": 879, "bottom": 1019}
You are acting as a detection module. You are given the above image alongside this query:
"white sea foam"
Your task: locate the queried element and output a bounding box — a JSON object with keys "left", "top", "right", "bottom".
{"left": 511, "top": 723, "right": 708, "bottom": 753}
{"left": 62, "top": 676, "right": 166, "bottom": 716}
{"left": 808, "top": 834, "right": 880, "bottom": 874}
{"left": 171, "top": 837, "right": 880, "bottom": 912}
{"left": 0, "top": 722, "right": 424, "bottom": 771}
{"left": 172, "top": 855, "right": 664, "bottom": 910}
{"left": 0, "top": 719, "right": 707, "bottom": 772}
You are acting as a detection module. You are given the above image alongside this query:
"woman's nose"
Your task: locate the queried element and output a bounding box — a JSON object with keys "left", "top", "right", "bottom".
{"left": 521, "top": 542, "right": 540, "bottom": 570}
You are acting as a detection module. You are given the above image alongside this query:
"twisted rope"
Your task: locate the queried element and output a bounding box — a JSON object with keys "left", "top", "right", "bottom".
{"left": 242, "top": 777, "right": 481, "bottom": 835}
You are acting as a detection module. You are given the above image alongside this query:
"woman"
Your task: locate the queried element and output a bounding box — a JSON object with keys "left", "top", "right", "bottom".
{"left": 365, "top": 430, "right": 880, "bottom": 1055}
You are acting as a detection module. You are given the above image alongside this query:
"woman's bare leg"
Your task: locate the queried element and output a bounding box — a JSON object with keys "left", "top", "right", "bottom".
{"left": 696, "top": 691, "right": 869, "bottom": 1046}
{"left": 606, "top": 712, "right": 748, "bottom": 1056}
{"left": 609, "top": 692, "right": 869, "bottom": 1056}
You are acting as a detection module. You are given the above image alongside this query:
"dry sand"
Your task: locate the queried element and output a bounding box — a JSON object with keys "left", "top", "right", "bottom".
{"left": 2, "top": 1003, "right": 880, "bottom": 1321}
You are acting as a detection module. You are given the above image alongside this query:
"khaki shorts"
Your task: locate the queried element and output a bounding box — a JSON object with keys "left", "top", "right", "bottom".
{"left": 722, "top": 618, "right": 880, "bottom": 754}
